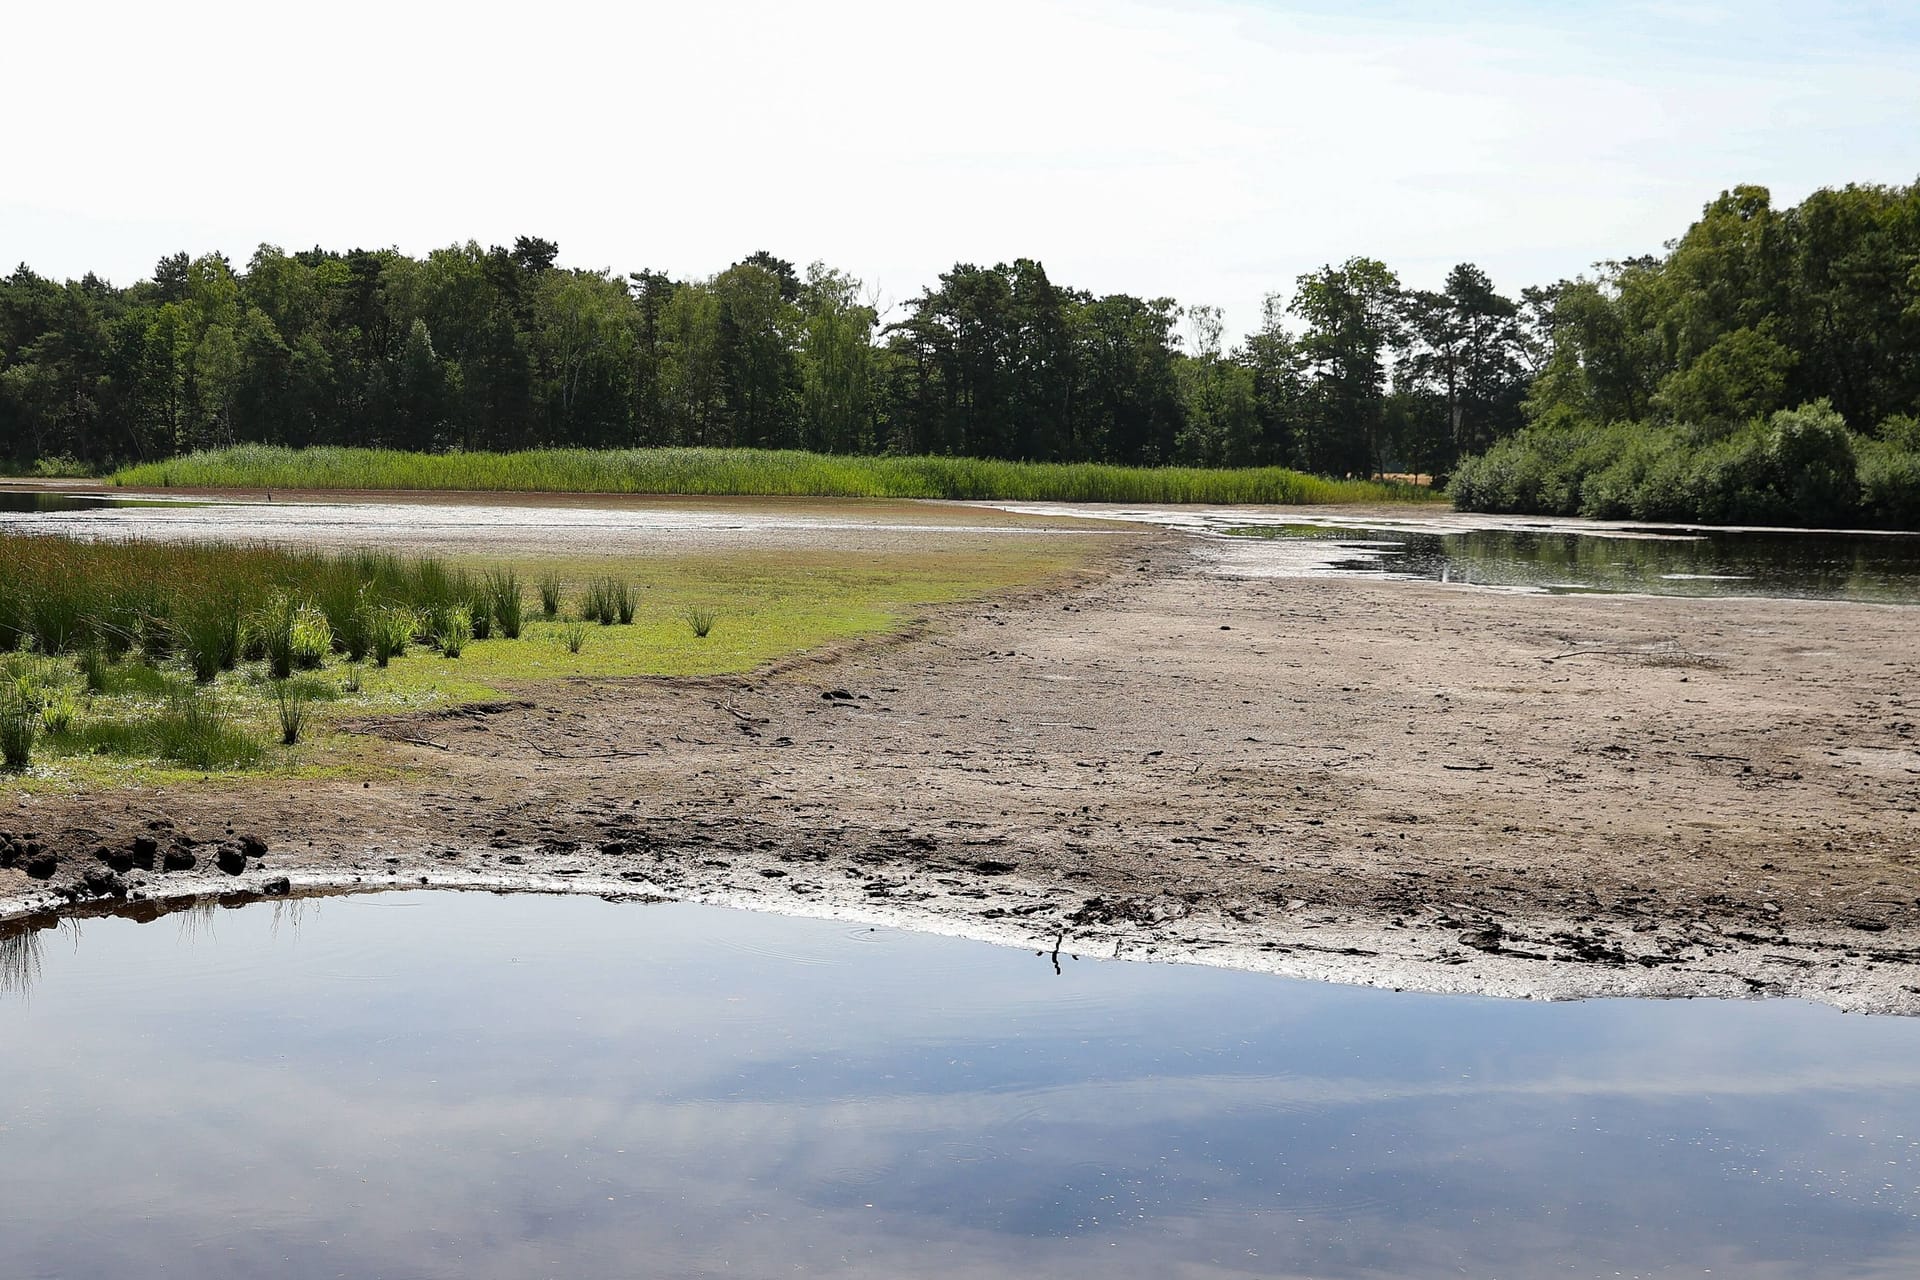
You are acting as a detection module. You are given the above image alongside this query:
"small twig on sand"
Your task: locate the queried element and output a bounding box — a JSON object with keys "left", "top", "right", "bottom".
{"left": 392, "top": 735, "right": 451, "bottom": 751}
{"left": 503, "top": 737, "right": 651, "bottom": 761}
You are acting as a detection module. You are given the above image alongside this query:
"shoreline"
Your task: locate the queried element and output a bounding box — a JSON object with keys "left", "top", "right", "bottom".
{"left": 6, "top": 515, "right": 1919, "bottom": 1014}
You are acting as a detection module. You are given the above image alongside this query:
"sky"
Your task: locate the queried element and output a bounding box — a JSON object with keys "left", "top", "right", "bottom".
{"left": 3, "top": 0, "right": 1916, "bottom": 339}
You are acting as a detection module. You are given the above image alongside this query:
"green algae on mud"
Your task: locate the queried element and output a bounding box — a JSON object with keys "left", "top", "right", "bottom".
{"left": 109, "top": 444, "right": 1442, "bottom": 506}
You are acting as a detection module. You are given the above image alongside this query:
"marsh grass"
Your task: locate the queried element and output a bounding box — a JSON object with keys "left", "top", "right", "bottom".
{"left": 582, "top": 579, "right": 613, "bottom": 625}
{"left": 682, "top": 604, "right": 717, "bottom": 638}
{"left": 80, "top": 645, "right": 109, "bottom": 693}
{"left": 151, "top": 691, "right": 261, "bottom": 770}
{"left": 0, "top": 705, "right": 33, "bottom": 771}
{"left": 538, "top": 575, "right": 562, "bottom": 618}
{"left": 39, "top": 689, "right": 78, "bottom": 736}
{"left": 431, "top": 604, "right": 474, "bottom": 658}
{"left": 291, "top": 604, "right": 332, "bottom": 669}
{"left": 372, "top": 606, "right": 418, "bottom": 668}
{"left": 488, "top": 570, "right": 524, "bottom": 638}
{"left": 251, "top": 594, "right": 299, "bottom": 679}
{"left": 0, "top": 530, "right": 1101, "bottom": 781}
{"left": 101, "top": 661, "right": 175, "bottom": 698}
{"left": 272, "top": 680, "right": 308, "bottom": 745}
{"left": 0, "top": 533, "right": 553, "bottom": 777}
{"left": 113, "top": 444, "right": 1445, "bottom": 506}
{"left": 176, "top": 597, "right": 243, "bottom": 682}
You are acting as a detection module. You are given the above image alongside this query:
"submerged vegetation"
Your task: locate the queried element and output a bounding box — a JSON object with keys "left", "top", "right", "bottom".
{"left": 108, "top": 445, "right": 1432, "bottom": 506}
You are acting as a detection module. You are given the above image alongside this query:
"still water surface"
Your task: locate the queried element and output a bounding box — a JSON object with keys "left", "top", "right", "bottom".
{"left": 1225, "top": 522, "right": 1920, "bottom": 603}
{"left": 0, "top": 492, "right": 202, "bottom": 513}
{"left": 3, "top": 890, "right": 1918, "bottom": 1278}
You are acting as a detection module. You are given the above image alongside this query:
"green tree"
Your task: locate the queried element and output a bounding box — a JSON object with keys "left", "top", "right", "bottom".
{"left": 796, "top": 264, "right": 877, "bottom": 453}
{"left": 1290, "top": 257, "right": 1403, "bottom": 475}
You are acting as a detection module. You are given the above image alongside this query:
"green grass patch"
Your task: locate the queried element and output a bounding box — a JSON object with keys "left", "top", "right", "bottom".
{"left": 0, "top": 535, "right": 1097, "bottom": 788}
{"left": 109, "top": 444, "right": 1441, "bottom": 506}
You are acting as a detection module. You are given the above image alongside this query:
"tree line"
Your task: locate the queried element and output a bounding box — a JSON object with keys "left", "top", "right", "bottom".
{"left": 5, "top": 180, "right": 1918, "bottom": 523}
{"left": 1453, "top": 181, "right": 1920, "bottom": 526}
{"left": 0, "top": 238, "right": 1536, "bottom": 477}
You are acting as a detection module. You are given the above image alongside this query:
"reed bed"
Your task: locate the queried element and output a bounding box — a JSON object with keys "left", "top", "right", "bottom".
{"left": 0, "top": 532, "right": 532, "bottom": 773}
{"left": 112, "top": 445, "right": 1441, "bottom": 506}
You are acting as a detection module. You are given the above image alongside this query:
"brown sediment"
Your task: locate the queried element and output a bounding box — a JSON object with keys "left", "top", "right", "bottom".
{"left": 5, "top": 527, "right": 1919, "bottom": 1012}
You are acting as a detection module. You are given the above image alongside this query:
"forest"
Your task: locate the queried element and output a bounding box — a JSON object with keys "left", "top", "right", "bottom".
{"left": 0, "top": 240, "right": 1527, "bottom": 479}
{"left": 4, "top": 181, "right": 1919, "bottom": 524}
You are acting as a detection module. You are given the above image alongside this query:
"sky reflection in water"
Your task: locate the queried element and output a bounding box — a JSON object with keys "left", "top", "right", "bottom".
{"left": 2, "top": 891, "right": 1919, "bottom": 1278}
{"left": 1226, "top": 524, "right": 1920, "bottom": 604}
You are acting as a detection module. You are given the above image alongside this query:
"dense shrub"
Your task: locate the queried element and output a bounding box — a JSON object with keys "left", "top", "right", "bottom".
{"left": 1452, "top": 401, "right": 1908, "bottom": 528}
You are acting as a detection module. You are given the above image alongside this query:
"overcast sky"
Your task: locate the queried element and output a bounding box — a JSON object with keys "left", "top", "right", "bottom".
{"left": 5, "top": 0, "right": 1916, "bottom": 338}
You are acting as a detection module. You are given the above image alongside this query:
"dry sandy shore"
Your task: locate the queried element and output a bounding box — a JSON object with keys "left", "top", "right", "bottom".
{"left": 4, "top": 506, "right": 1919, "bottom": 1012}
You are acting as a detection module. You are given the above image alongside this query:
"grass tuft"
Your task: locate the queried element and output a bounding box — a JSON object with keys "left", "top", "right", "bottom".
{"left": 272, "top": 680, "right": 308, "bottom": 745}
{"left": 176, "top": 597, "right": 243, "bottom": 682}
{"left": 431, "top": 604, "right": 474, "bottom": 658}
{"left": 79, "top": 645, "right": 109, "bottom": 693}
{"left": 291, "top": 603, "right": 332, "bottom": 669}
{"left": 372, "top": 606, "right": 418, "bottom": 668}
{"left": 557, "top": 620, "right": 588, "bottom": 654}
{"left": 250, "top": 593, "right": 299, "bottom": 680}
{"left": 488, "top": 569, "right": 524, "bottom": 638}
{"left": 682, "top": 604, "right": 717, "bottom": 638}
{"left": 0, "top": 702, "right": 34, "bottom": 770}
{"left": 39, "top": 689, "right": 78, "bottom": 736}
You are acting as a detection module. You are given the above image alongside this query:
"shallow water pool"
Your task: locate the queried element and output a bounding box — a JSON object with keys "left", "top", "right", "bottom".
{"left": 1222, "top": 522, "right": 1920, "bottom": 603}
{"left": 2, "top": 890, "right": 1917, "bottom": 1278}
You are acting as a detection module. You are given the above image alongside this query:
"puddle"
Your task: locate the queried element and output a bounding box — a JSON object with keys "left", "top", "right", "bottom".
{"left": 1216, "top": 522, "right": 1920, "bottom": 603}
{"left": 0, "top": 491, "right": 205, "bottom": 513}
{"left": 3, "top": 889, "right": 1918, "bottom": 1277}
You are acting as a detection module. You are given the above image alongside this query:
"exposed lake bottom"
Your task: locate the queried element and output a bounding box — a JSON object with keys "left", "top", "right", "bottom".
{"left": 3, "top": 890, "right": 1918, "bottom": 1279}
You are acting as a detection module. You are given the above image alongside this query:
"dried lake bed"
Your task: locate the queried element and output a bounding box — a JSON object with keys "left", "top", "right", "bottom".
{"left": 2, "top": 485, "right": 1917, "bottom": 1011}
{"left": 4, "top": 486, "right": 1920, "bottom": 1273}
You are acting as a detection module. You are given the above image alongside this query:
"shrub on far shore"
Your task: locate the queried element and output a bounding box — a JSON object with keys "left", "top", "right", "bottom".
{"left": 1450, "top": 400, "right": 1909, "bottom": 528}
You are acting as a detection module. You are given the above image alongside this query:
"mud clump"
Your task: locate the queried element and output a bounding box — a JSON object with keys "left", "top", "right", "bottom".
{"left": 81, "top": 866, "right": 127, "bottom": 898}
{"left": 1069, "top": 895, "right": 1160, "bottom": 926}
{"left": 5, "top": 833, "right": 60, "bottom": 880}
{"left": 0, "top": 831, "right": 36, "bottom": 870}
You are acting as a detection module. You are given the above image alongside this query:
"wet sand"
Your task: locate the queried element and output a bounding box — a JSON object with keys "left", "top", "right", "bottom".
{"left": 4, "top": 498, "right": 1918, "bottom": 1011}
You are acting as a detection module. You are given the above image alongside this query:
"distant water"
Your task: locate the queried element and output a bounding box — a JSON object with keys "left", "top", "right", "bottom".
{"left": 2, "top": 890, "right": 1917, "bottom": 1279}
{"left": 0, "top": 491, "right": 202, "bottom": 513}
{"left": 1223, "top": 522, "right": 1920, "bottom": 603}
